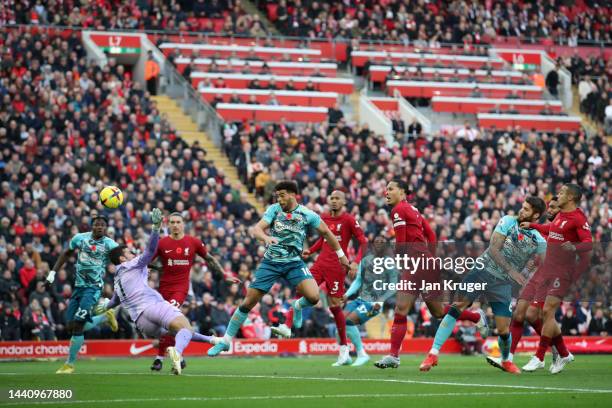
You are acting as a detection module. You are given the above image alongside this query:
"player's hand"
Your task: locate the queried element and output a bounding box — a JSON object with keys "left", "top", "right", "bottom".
{"left": 302, "top": 249, "right": 311, "bottom": 258}
{"left": 93, "top": 298, "right": 110, "bottom": 315}
{"left": 223, "top": 273, "right": 241, "bottom": 284}
{"left": 263, "top": 235, "right": 279, "bottom": 246}
{"left": 373, "top": 303, "right": 382, "bottom": 312}
{"left": 349, "top": 262, "right": 358, "bottom": 279}
{"left": 508, "top": 270, "right": 527, "bottom": 286}
{"left": 151, "top": 208, "right": 163, "bottom": 227}
{"left": 46, "top": 270, "right": 56, "bottom": 284}
{"left": 519, "top": 222, "right": 532, "bottom": 229}
{"left": 339, "top": 256, "right": 350, "bottom": 271}
{"left": 561, "top": 242, "right": 576, "bottom": 252}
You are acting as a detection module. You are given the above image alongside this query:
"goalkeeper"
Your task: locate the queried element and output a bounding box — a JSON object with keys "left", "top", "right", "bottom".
{"left": 96, "top": 208, "right": 214, "bottom": 375}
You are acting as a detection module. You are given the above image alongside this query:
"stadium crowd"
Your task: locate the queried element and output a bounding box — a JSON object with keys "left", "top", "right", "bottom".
{"left": 0, "top": 26, "right": 610, "bottom": 344}
{"left": 262, "top": 0, "right": 610, "bottom": 46}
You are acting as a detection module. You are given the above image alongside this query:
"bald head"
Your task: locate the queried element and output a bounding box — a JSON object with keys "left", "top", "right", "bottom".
{"left": 328, "top": 190, "right": 346, "bottom": 215}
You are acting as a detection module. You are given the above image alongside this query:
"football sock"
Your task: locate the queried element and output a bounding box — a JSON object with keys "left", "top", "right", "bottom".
{"left": 174, "top": 328, "right": 193, "bottom": 354}
{"left": 431, "top": 305, "right": 461, "bottom": 355}
{"left": 330, "top": 306, "right": 347, "bottom": 346}
{"left": 498, "top": 333, "right": 512, "bottom": 362}
{"left": 191, "top": 332, "right": 214, "bottom": 343}
{"left": 83, "top": 314, "right": 107, "bottom": 331}
{"left": 510, "top": 319, "right": 524, "bottom": 355}
{"left": 295, "top": 297, "right": 316, "bottom": 310}
{"left": 390, "top": 314, "right": 408, "bottom": 358}
{"left": 444, "top": 304, "right": 480, "bottom": 323}
{"left": 535, "top": 336, "right": 551, "bottom": 361}
{"left": 552, "top": 335, "right": 569, "bottom": 357}
{"left": 158, "top": 334, "right": 175, "bottom": 357}
{"left": 66, "top": 335, "right": 84, "bottom": 364}
{"left": 346, "top": 322, "right": 363, "bottom": 353}
{"left": 224, "top": 306, "right": 249, "bottom": 341}
{"left": 531, "top": 318, "right": 543, "bottom": 335}
{"left": 286, "top": 308, "right": 294, "bottom": 329}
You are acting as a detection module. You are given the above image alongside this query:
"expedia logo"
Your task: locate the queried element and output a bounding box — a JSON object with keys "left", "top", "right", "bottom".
{"left": 234, "top": 341, "right": 278, "bottom": 354}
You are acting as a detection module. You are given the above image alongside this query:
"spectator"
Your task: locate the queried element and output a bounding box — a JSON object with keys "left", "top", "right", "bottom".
{"left": 561, "top": 308, "right": 579, "bottom": 335}
{"left": 327, "top": 102, "right": 344, "bottom": 127}
{"left": 22, "top": 299, "right": 55, "bottom": 341}
{"left": 545, "top": 65, "right": 560, "bottom": 97}
{"left": 0, "top": 303, "right": 21, "bottom": 340}
{"left": 144, "top": 51, "right": 160, "bottom": 95}
{"left": 588, "top": 308, "right": 607, "bottom": 336}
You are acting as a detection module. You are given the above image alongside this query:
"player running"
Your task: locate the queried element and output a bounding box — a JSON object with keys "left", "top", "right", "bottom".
{"left": 97, "top": 209, "right": 214, "bottom": 375}
{"left": 51, "top": 214, "right": 120, "bottom": 374}
{"left": 207, "top": 181, "right": 349, "bottom": 356}
{"left": 342, "top": 236, "right": 397, "bottom": 366}
{"left": 521, "top": 184, "right": 592, "bottom": 374}
{"left": 419, "top": 196, "right": 546, "bottom": 374}
{"left": 487, "top": 197, "right": 561, "bottom": 370}
{"left": 150, "top": 212, "right": 234, "bottom": 372}
{"left": 275, "top": 190, "right": 367, "bottom": 366}
{"left": 375, "top": 179, "right": 487, "bottom": 369}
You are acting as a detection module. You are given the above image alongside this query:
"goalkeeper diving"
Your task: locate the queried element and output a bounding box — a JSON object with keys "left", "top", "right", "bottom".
{"left": 95, "top": 208, "right": 214, "bottom": 375}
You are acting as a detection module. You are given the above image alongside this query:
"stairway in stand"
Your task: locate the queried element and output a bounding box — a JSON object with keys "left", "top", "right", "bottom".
{"left": 152, "top": 95, "right": 264, "bottom": 214}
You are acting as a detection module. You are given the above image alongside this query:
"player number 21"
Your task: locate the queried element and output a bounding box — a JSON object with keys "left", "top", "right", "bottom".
{"left": 301, "top": 267, "right": 312, "bottom": 277}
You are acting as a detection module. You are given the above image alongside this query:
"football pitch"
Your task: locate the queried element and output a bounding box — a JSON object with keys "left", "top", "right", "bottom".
{"left": 1, "top": 355, "right": 611, "bottom": 407}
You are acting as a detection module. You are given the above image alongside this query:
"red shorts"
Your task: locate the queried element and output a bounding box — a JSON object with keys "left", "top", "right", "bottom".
{"left": 311, "top": 262, "right": 345, "bottom": 297}
{"left": 519, "top": 272, "right": 545, "bottom": 303}
{"left": 158, "top": 288, "right": 188, "bottom": 308}
{"left": 540, "top": 271, "right": 572, "bottom": 299}
{"left": 400, "top": 266, "right": 442, "bottom": 302}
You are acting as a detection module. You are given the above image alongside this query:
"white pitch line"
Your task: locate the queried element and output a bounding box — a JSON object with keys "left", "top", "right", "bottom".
{"left": 0, "top": 391, "right": 606, "bottom": 406}
{"left": 1, "top": 372, "right": 612, "bottom": 394}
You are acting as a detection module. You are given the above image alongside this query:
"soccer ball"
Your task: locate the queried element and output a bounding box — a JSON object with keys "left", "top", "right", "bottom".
{"left": 100, "top": 186, "right": 124, "bottom": 209}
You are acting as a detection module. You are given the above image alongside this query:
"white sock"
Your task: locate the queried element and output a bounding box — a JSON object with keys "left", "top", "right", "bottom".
{"left": 508, "top": 352, "right": 514, "bottom": 362}
{"left": 358, "top": 349, "right": 368, "bottom": 357}
{"left": 222, "top": 334, "right": 232, "bottom": 343}
{"left": 429, "top": 348, "right": 440, "bottom": 356}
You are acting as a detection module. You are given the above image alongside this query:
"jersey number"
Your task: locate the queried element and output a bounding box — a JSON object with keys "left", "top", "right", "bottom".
{"left": 357, "top": 305, "right": 368, "bottom": 314}
{"left": 553, "top": 278, "right": 561, "bottom": 289}
{"left": 169, "top": 299, "right": 181, "bottom": 309}
{"left": 331, "top": 281, "right": 339, "bottom": 293}
{"left": 75, "top": 308, "right": 88, "bottom": 319}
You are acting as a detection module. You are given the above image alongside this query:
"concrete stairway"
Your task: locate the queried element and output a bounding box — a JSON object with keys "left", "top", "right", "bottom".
{"left": 152, "top": 95, "right": 264, "bottom": 214}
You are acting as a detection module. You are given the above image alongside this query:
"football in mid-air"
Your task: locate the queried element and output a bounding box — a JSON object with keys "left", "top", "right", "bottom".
{"left": 100, "top": 186, "right": 124, "bottom": 209}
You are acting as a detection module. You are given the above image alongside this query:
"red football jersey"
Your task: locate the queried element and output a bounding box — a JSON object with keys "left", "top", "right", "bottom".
{"left": 155, "top": 235, "right": 208, "bottom": 292}
{"left": 391, "top": 200, "right": 436, "bottom": 241}
{"left": 310, "top": 213, "right": 367, "bottom": 266}
{"left": 530, "top": 208, "right": 592, "bottom": 277}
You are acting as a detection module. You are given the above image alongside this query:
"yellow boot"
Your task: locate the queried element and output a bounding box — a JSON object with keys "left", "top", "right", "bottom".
{"left": 55, "top": 363, "right": 75, "bottom": 374}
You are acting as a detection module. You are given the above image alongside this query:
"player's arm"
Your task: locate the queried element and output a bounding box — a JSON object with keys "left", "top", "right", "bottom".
{"left": 316, "top": 221, "right": 350, "bottom": 270}
{"left": 569, "top": 220, "right": 593, "bottom": 281}
{"left": 343, "top": 262, "right": 363, "bottom": 300}
{"left": 47, "top": 236, "right": 78, "bottom": 283}
{"left": 488, "top": 231, "right": 527, "bottom": 285}
{"left": 303, "top": 236, "right": 323, "bottom": 257}
{"left": 134, "top": 209, "right": 162, "bottom": 268}
{"left": 421, "top": 217, "right": 437, "bottom": 255}
{"left": 350, "top": 217, "right": 368, "bottom": 263}
{"left": 250, "top": 219, "right": 278, "bottom": 246}
{"left": 520, "top": 221, "right": 550, "bottom": 235}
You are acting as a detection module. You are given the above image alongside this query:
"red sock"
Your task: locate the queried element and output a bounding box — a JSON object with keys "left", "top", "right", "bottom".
{"left": 330, "top": 306, "right": 347, "bottom": 346}
{"left": 510, "top": 319, "right": 524, "bottom": 354}
{"left": 552, "top": 335, "right": 569, "bottom": 357}
{"left": 530, "top": 319, "right": 543, "bottom": 335}
{"left": 443, "top": 305, "right": 480, "bottom": 323}
{"left": 535, "top": 336, "right": 551, "bottom": 361}
{"left": 390, "top": 314, "right": 408, "bottom": 358}
{"left": 158, "top": 334, "right": 175, "bottom": 357}
{"left": 286, "top": 308, "right": 294, "bottom": 329}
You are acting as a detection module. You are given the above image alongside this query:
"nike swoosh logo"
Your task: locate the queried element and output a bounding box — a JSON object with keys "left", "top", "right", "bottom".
{"left": 164, "top": 250, "right": 173, "bottom": 253}
{"left": 130, "top": 343, "right": 154, "bottom": 355}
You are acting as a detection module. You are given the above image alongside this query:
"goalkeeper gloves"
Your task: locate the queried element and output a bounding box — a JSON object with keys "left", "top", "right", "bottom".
{"left": 151, "top": 208, "right": 162, "bottom": 231}
{"left": 93, "top": 298, "right": 110, "bottom": 315}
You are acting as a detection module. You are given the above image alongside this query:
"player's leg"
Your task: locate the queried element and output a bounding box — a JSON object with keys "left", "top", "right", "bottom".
{"left": 346, "top": 301, "right": 382, "bottom": 366}
{"left": 490, "top": 303, "right": 520, "bottom": 374}
{"left": 508, "top": 299, "right": 530, "bottom": 363}
{"left": 419, "top": 297, "right": 471, "bottom": 371}
{"left": 524, "top": 294, "right": 563, "bottom": 371}
{"left": 208, "top": 287, "right": 266, "bottom": 356}
{"left": 429, "top": 300, "right": 488, "bottom": 338}
{"left": 289, "top": 262, "right": 320, "bottom": 329}
{"left": 153, "top": 292, "right": 186, "bottom": 371}
{"left": 56, "top": 289, "right": 95, "bottom": 373}
{"left": 374, "top": 291, "right": 415, "bottom": 369}
{"left": 328, "top": 294, "right": 351, "bottom": 366}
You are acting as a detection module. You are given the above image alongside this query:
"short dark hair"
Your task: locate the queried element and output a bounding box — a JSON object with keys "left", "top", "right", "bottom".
{"left": 91, "top": 215, "right": 109, "bottom": 226}
{"left": 108, "top": 245, "right": 128, "bottom": 265}
{"left": 564, "top": 183, "right": 582, "bottom": 204}
{"left": 274, "top": 181, "right": 299, "bottom": 195}
{"left": 168, "top": 212, "right": 183, "bottom": 220}
{"left": 390, "top": 178, "right": 410, "bottom": 194}
{"left": 525, "top": 196, "right": 546, "bottom": 219}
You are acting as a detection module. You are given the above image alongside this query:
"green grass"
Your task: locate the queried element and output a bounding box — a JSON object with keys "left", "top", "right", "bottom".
{"left": 1, "top": 355, "right": 611, "bottom": 407}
